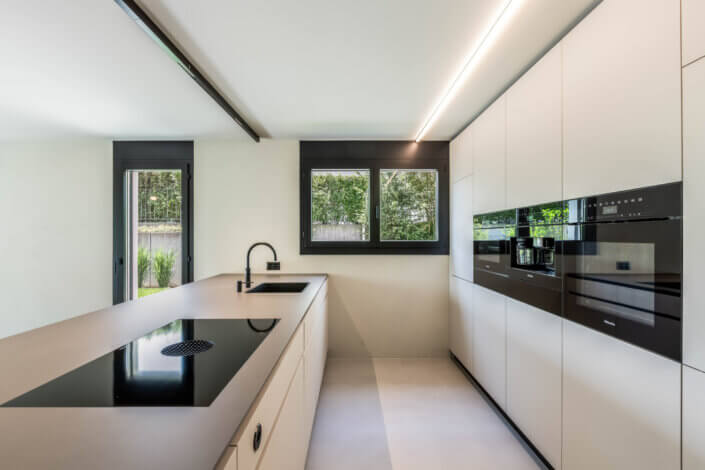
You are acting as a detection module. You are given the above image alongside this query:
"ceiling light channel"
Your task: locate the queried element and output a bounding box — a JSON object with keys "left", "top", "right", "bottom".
{"left": 414, "top": 0, "right": 522, "bottom": 142}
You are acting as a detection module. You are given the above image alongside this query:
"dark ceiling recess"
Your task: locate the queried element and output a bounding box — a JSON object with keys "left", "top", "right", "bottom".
{"left": 114, "top": 0, "right": 261, "bottom": 142}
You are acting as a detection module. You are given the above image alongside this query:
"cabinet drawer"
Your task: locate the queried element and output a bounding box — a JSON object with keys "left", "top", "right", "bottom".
{"left": 232, "top": 324, "right": 304, "bottom": 470}
{"left": 257, "top": 358, "right": 306, "bottom": 470}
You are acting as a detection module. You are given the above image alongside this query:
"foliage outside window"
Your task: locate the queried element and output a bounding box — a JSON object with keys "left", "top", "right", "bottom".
{"left": 138, "top": 171, "right": 182, "bottom": 225}
{"left": 311, "top": 170, "right": 370, "bottom": 241}
{"left": 380, "top": 169, "right": 438, "bottom": 241}
{"left": 153, "top": 249, "right": 176, "bottom": 288}
{"left": 137, "top": 247, "right": 151, "bottom": 288}
{"left": 300, "top": 141, "right": 449, "bottom": 255}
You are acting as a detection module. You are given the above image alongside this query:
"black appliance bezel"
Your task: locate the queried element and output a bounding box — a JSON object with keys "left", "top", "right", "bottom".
{"left": 562, "top": 182, "right": 682, "bottom": 361}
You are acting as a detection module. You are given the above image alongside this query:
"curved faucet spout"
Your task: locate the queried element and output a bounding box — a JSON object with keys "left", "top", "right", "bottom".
{"left": 245, "top": 242, "right": 279, "bottom": 288}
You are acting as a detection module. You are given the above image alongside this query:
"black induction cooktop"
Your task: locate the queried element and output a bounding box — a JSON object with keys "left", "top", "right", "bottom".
{"left": 2, "top": 318, "right": 279, "bottom": 407}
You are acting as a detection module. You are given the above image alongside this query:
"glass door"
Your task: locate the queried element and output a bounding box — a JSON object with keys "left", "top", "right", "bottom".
{"left": 125, "top": 170, "right": 184, "bottom": 299}
{"left": 113, "top": 142, "right": 193, "bottom": 304}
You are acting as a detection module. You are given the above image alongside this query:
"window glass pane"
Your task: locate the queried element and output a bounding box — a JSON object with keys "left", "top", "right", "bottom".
{"left": 380, "top": 169, "right": 438, "bottom": 241}
{"left": 311, "top": 170, "right": 370, "bottom": 241}
{"left": 126, "top": 170, "right": 183, "bottom": 300}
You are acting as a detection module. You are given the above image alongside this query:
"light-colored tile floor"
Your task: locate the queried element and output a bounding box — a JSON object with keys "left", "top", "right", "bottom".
{"left": 306, "top": 357, "right": 541, "bottom": 470}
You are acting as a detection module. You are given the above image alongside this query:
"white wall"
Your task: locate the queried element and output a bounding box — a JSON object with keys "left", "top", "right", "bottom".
{"left": 0, "top": 140, "right": 113, "bottom": 339}
{"left": 0, "top": 137, "right": 448, "bottom": 357}
{"left": 195, "top": 139, "right": 449, "bottom": 357}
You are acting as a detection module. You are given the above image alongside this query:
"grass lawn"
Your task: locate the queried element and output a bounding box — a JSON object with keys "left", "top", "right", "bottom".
{"left": 138, "top": 287, "right": 167, "bottom": 298}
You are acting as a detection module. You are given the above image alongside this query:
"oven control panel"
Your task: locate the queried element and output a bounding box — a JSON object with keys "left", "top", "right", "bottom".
{"left": 566, "top": 182, "right": 681, "bottom": 223}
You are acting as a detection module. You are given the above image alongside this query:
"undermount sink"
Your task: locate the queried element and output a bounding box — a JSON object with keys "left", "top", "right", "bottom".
{"left": 246, "top": 282, "right": 309, "bottom": 294}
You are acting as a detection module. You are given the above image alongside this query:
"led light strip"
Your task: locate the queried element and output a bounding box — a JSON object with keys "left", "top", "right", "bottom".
{"left": 414, "top": 0, "right": 522, "bottom": 142}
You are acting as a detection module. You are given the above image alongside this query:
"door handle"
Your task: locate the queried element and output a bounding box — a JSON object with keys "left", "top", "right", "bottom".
{"left": 253, "top": 423, "right": 263, "bottom": 451}
{"left": 114, "top": 257, "right": 124, "bottom": 274}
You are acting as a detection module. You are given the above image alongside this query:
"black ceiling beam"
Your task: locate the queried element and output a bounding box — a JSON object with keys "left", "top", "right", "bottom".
{"left": 114, "top": 0, "right": 260, "bottom": 142}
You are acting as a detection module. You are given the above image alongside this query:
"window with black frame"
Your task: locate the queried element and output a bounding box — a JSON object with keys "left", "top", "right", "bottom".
{"left": 300, "top": 141, "right": 449, "bottom": 255}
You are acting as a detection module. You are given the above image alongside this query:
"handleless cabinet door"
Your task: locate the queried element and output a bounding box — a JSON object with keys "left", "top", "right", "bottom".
{"left": 562, "top": 0, "right": 681, "bottom": 199}
{"left": 449, "top": 276, "right": 473, "bottom": 373}
{"left": 562, "top": 321, "right": 680, "bottom": 470}
{"left": 304, "top": 289, "right": 327, "bottom": 450}
{"left": 450, "top": 175, "right": 473, "bottom": 282}
{"left": 684, "top": 365, "right": 705, "bottom": 470}
{"left": 472, "top": 284, "right": 506, "bottom": 409}
{"left": 506, "top": 44, "right": 562, "bottom": 208}
{"left": 472, "top": 97, "right": 506, "bottom": 214}
{"left": 258, "top": 359, "right": 306, "bottom": 470}
{"left": 684, "top": 58, "right": 705, "bottom": 372}
{"left": 683, "top": 0, "right": 705, "bottom": 66}
{"left": 506, "top": 299, "right": 562, "bottom": 470}
{"left": 450, "top": 126, "right": 472, "bottom": 183}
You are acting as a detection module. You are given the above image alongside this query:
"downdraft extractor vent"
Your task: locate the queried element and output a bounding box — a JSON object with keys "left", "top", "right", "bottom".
{"left": 161, "top": 339, "right": 214, "bottom": 357}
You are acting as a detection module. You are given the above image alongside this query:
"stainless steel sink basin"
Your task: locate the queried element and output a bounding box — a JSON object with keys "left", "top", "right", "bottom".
{"left": 246, "top": 282, "right": 309, "bottom": 294}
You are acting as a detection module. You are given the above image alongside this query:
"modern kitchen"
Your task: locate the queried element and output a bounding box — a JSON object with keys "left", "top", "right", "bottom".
{"left": 1, "top": 0, "right": 704, "bottom": 469}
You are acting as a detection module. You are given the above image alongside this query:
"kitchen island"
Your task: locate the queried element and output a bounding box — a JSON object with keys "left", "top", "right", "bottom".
{"left": 0, "top": 273, "right": 328, "bottom": 470}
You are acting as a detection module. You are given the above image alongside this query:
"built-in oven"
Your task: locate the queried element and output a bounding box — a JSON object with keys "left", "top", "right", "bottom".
{"left": 473, "top": 209, "right": 515, "bottom": 294}
{"left": 508, "top": 201, "right": 564, "bottom": 315}
{"left": 562, "top": 182, "right": 682, "bottom": 361}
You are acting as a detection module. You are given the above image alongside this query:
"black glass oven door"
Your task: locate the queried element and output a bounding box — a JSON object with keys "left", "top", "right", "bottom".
{"left": 563, "top": 219, "right": 681, "bottom": 361}
{"left": 474, "top": 226, "right": 514, "bottom": 276}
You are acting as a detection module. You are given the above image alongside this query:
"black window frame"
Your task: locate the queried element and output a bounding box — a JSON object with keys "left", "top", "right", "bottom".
{"left": 300, "top": 141, "right": 449, "bottom": 255}
{"left": 113, "top": 141, "right": 194, "bottom": 305}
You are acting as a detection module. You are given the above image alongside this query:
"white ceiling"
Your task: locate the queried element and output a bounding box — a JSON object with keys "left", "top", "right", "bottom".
{"left": 0, "top": 0, "right": 600, "bottom": 142}
{"left": 0, "top": 0, "right": 246, "bottom": 141}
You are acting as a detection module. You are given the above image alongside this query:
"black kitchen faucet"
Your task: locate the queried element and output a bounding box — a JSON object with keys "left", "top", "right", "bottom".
{"left": 238, "top": 242, "right": 280, "bottom": 291}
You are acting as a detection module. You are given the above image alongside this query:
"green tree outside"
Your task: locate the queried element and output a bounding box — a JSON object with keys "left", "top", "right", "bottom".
{"left": 139, "top": 171, "right": 182, "bottom": 223}
{"left": 311, "top": 169, "right": 438, "bottom": 241}
{"left": 312, "top": 171, "right": 370, "bottom": 240}
{"left": 380, "top": 170, "right": 437, "bottom": 241}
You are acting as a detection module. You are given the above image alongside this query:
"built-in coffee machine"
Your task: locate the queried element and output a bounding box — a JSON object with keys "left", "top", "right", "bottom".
{"left": 510, "top": 202, "right": 563, "bottom": 275}
{"left": 473, "top": 202, "right": 564, "bottom": 314}
{"left": 507, "top": 201, "right": 564, "bottom": 314}
{"left": 472, "top": 183, "right": 682, "bottom": 360}
{"left": 512, "top": 236, "right": 556, "bottom": 271}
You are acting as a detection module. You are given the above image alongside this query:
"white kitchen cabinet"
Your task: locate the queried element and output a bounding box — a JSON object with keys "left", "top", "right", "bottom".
{"left": 472, "top": 284, "right": 506, "bottom": 409}
{"left": 562, "top": 0, "right": 681, "bottom": 199}
{"left": 449, "top": 276, "right": 473, "bottom": 373}
{"left": 684, "top": 365, "right": 705, "bottom": 470}
{"left": 303, "top": 282, "right": 328, "bottom": 455}
{"left": 506, "top": 299, "right": 562, "bottom": 470}
{"left": 684, "top": 58, "right": 705, "bottom": 372}
{"left": 683, "top": 0, "right": 705, "bottom": 66}
{"left": 450, "top": 175, "right": 473, "bottom": 282}
{"left": 450, "top": 125, "right": 472, "bottom": 183}
{"left": 506, "top": 44, "right": 562, "bottom": 208}
{"left": 258, "top": 359, "right": 306, "bottom": 470}
{"left": 472, "top": 96, "right": 506, "bottom": 214}
{"left": 562, "top": 320, "right": 680, "bottom": 470}
{"left": 219, "top": 284, "right": 328, "bottom": 470}
{"left": 232, "top": 325, "right": 304, "bottom": 470}
{"left": 216, "top": 447, "right": 238, "bottom": 470}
